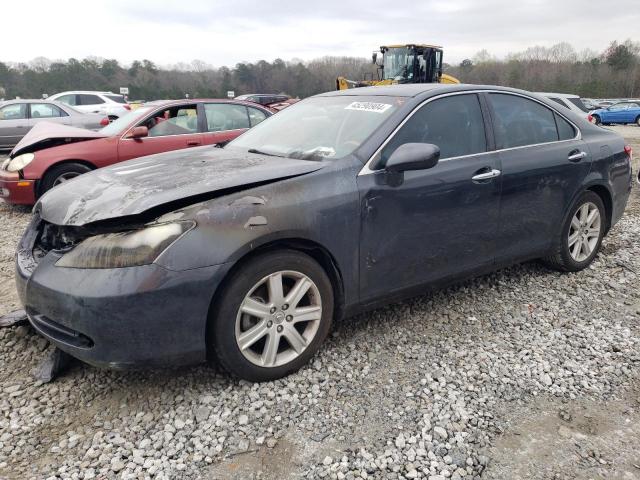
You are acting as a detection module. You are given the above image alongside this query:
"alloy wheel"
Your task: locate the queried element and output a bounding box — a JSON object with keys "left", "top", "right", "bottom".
{"left": 568, "top": 202, "right": 601, "bottom": 262}
{"left": 235, "top": 270, "right": 322, "bottom": 368}
{"left": 53, "top": 172, "right": 81, "bottom": 186}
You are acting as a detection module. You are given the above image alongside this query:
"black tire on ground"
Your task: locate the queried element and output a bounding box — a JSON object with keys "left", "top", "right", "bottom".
{"left": 39, "top": 162, "right": 92, "bottom": 197}
{"left": 209, "top": 250, "right": 334, "bottom": 382}
{"left": 542, "top": 190, "right": 606, "bottom": 272}
{"left": 592, "top": 115, "right": 601, "bottom": 125}
{"left": 636, "top": 116, "right": 640, "bottom": 127}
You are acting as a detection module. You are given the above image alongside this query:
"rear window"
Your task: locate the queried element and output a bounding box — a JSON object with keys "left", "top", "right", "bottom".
{"left": 105, "top": 95, "right": 127, "bottom": 104}
{"left": 567, "top": 97, "right": 590, "bottom": 113}
{"left": 549, "top": 97, "right": 569, "bottom": 108}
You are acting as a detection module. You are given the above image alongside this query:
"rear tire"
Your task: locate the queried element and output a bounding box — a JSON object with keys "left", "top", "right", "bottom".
{"left": 592, "top": 115, "right": 601, "bottom": 125}
{"left": 209, "top": 250, "right": 334, "bottom": 382}
{"left": 542, "top": 191, "right": 606, "bottom": 272}
{"left": 39, "top": 162, "right": 92, "bottom": 197}
{"left": 636, "top": 116, "right": 640, "bottom": 127}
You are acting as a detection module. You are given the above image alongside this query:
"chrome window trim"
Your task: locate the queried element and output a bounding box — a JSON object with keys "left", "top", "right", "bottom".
{"left": 358, "top": 89, "right": 582, "bottom": 176}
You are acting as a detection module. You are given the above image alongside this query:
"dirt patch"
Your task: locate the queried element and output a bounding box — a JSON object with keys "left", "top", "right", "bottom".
{"left": 485, "top": 384, "right": 640, "bottom": 480}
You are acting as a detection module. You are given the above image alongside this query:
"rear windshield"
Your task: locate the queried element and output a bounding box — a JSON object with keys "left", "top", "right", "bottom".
{"left": 567, "top": 97, "right": 590, "bottom": 113}
{"left": 105, "top": 95, "right": 127, "bottom": 104}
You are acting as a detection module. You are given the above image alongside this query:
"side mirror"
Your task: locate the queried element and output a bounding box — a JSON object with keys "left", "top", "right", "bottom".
{"left": 373, "top": 51, "right": 384, "bottom": 67}
{"left": 386, "top": 143, "right": 440, "bottom": 173}
{"left": 127, "top": 126, "right": 148, "bottom": 139}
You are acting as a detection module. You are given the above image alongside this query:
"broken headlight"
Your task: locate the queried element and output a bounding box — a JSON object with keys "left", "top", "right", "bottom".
{"left": 7, "top": 153, "right": 35, "bottom": 172}
{"left": 55, "top": 221, "right": 195, "bottom": 269}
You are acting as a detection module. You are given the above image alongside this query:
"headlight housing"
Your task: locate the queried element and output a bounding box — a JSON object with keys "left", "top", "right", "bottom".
{"left": 7, "top": 153, "right": 35, "bottom": 172}
{"left": 56, "top": 221, "right": 195, "bottom": 269}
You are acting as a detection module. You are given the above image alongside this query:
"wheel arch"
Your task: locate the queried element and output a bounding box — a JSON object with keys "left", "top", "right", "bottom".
{"left": 205, "top": 237, "right": 346, "bottom": 355}
{"left": 585, "top": 183, "right": 613, "bottom": 233}
{"left": 38, "top": 159, "right": 97, "bottom": 196}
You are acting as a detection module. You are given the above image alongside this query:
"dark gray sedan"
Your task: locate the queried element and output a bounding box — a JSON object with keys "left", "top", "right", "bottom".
{"left": 0, "top": 99, "right": 106, "bottom": 149}
{"left": 16, "top": 84, "right": 632, "bottom": 381}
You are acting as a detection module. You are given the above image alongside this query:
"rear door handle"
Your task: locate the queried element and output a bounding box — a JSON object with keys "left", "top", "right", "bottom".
{"left": 472, "top": 169, "right": 501, "bottom": 182}
{"left": 186, "top": 140, "right": 201, "bottom": 147}
{"left": 568, "top": 151, "right": 587, "bottom": 162}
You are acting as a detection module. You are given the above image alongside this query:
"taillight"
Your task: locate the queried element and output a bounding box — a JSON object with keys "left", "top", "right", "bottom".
{"left": 625, "top": 145, "right": 633, "bottom": 159}
{"left": 587, "top": 114, "right": 593, "bottom": 123}
{"left": 100, "top": 117, "right": 110, "bottom": 126}
{"left": 124, "top": 104, "right": 131, "bottom": 111}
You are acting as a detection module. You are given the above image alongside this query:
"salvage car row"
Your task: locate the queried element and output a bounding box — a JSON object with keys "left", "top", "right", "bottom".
{"left": 0, "top": 99, "right": 272, "bottom": 203}
{"left": 4, "top": 83, "right": 633, "bottom": 381}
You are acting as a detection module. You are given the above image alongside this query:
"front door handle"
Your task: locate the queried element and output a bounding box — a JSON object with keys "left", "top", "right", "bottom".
{"left": 186, "top": 140, "right": 202, "bottom": 147}
{"left": 472, "top": 169, "right": 501, "bottom": 182}
{"left": 568, "top": 151, "right": 587, "bottom": 162}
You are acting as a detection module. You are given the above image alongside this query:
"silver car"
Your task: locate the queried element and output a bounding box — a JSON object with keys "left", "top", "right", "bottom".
{"left": 0, "top": 99, "right": 106, "bottom": 149}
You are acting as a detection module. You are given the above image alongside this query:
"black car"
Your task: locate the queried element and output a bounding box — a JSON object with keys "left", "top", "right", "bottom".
{"left": 16, "top": 84, "right": 632, "bottom": 381}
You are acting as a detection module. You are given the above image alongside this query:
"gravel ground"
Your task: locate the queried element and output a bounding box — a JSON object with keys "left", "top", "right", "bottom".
{"left": 0, "top": 127, "right": 639, "bottom": 480}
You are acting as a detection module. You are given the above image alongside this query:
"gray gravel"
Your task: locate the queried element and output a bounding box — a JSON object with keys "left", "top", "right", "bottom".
{"left": 0, "top": 128, "right": 639, "bottom": 479}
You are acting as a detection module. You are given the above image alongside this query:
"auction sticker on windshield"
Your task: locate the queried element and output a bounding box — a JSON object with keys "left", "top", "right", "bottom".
{"left": 345, "top": 102, "right": 392, "bottom": 113}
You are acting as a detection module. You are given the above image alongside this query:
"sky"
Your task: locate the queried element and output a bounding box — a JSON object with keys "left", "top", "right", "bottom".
{"left": 2, "top": 0, "right": 638, "bottom": 67}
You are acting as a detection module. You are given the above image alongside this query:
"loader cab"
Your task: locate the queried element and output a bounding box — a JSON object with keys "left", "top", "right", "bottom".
{"left": 376, "top": 44, "right": 443, "bottom": 84}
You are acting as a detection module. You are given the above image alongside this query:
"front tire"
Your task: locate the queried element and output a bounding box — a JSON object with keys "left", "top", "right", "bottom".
{"left": 209, "top": 250, "right": 334, "bottom": 382}
{"left": 542, "top": 191, "right": 606, "bottom": 272}
{"left": 39, "top": 162, "right": 92, "bottom": 197}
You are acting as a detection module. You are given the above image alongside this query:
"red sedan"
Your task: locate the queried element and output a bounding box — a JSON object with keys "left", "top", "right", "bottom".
{"left": 0, "top": 99, "right": 272, "bottom": 205}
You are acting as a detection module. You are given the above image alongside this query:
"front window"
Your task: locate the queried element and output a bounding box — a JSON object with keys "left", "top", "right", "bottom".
{"left": 56, "top": 94, "right": 77, "bottom": 106}
{"left": 382, "top": 48, "right": 414, "bottom": 81}
{"left": 228, "top": 96, "right": 401, "bottom": 160}
{"left": 139, "top": 105, "right": 199, "bottom": 136}
{"left": 377, "top": 94, "right": 487, "bottom": 167}
{"left": 100, "top": 107, "right": 152, "bottom": 135}
{"left": 30, "top": 103, "right": 67, "bottom": 118}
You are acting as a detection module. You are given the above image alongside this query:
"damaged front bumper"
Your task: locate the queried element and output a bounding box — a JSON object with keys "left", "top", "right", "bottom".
{"left": 16, "top": 216, "right": 230, "bottom": 369}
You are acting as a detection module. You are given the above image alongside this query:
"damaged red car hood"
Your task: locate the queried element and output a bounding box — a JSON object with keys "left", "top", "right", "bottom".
{"left": 11, "top": 122, "right": 107, "bottom": 157}
{"left": 36, "top": 146, "right": 326, "bottom": 227}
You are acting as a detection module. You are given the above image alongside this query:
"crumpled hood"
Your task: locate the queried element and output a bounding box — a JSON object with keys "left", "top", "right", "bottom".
{"left": 11, "top": 122, "right": 108, "bottom": 157}
{"left": 37, "top": 146, "right": 325, "bottom": 226}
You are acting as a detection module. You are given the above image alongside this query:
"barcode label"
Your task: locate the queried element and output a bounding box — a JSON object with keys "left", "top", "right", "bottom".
{"left": 345, "top": 102, "right": 392, "bottom": 113}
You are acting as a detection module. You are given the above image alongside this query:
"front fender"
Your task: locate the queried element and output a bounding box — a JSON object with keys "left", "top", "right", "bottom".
{"left": 154, "top": 158, "right": 362, "bottom": 305}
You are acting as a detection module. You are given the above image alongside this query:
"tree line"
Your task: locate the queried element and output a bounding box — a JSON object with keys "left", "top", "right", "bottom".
{"left": 0, "top": 40, "right": 638, "bottom": 101}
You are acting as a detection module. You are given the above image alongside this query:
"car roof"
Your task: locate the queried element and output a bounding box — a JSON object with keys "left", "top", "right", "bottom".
{"left": 51, "top": 91, "right": 117, "bottom": 96}
{"left": 536, "top": 92, "right": 580, "bottom": 99}
{"left": 126, "top": 98, "right": 273, "bottom": 112}
{"left": 0, "top": 98, "right": 71, "bottom": 105}
{"left": 317, "top": 83, "right": 534, "bottom": 99}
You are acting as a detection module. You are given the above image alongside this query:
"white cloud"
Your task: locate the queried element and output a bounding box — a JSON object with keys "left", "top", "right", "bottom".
{"left": 2, "top": 0, "right": 638, "bottom": 66}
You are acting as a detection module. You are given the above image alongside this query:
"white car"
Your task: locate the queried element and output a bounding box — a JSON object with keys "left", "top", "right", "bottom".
{"left": 48, "top": 91, "right": 130, "bottom": 120}
{"left": 536, "top": 92, "right": 591, "bottom": 121}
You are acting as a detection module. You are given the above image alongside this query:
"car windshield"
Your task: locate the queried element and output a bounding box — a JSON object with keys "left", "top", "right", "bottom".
{"left": 227, "top": 96, "right": 401, "bottom": 160}
{"left": 99, "top": 107, "right": 152, "bottom": 135}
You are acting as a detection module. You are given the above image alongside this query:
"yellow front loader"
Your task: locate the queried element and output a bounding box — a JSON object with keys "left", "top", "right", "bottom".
{"left": 337, "top": 44, "right": 459, "bottom": 90}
